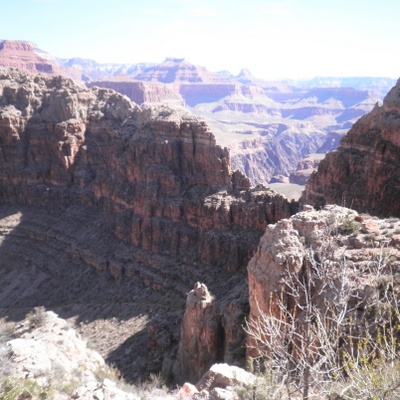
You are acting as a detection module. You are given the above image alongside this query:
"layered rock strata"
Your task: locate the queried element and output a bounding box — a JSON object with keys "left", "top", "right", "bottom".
{"left": 0, "top": 68, "right": 291, "bottom": 272}
{"left": 0, "top": 68, "right": 293, "bottom": 380}
{"left": 289, "top": 153, "right": 324, "bottom": 185}
{"left": 0, "top": 40, "right": 81, "bottom": 81}
{"left": 302, "top": 80, "right": 400, "bottom": 217}
{"left": 87, "top": 79, "right": 184, "bottom": 106}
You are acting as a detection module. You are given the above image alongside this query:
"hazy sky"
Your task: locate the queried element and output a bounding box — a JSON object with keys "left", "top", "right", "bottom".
{"left": 2, "top": 0, "right": 400, "bottom": 79}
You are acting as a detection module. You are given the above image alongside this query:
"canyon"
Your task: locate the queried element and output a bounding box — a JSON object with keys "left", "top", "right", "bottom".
{"left": 84, "top": 57, "right": 390, "bottom": 188}
{"left": 0, "top": 67, "right": 292, "bottom": 384}
{"left": 2, "top": 40, "right": 396, "bottom": 193}
{"left": 0, "top": 40, "right": 81, "bottom": 81}
{"left": 1, "top": 40, "right": 400, "bottom": 398}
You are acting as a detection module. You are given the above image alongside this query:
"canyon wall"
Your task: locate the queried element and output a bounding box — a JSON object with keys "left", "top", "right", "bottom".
{"left": 0, "top": 68, "right": 291, "bottom": 272}
{"left": 0, "top": 68, "right": 294, "bottom": 381}
{"left": 302, "top": 80, "right": 400, "bottom": 217}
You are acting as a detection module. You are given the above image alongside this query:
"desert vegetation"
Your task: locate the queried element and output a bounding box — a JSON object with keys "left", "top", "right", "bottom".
{"left": 245, "top": 221, "right": 400, "bottom": 399}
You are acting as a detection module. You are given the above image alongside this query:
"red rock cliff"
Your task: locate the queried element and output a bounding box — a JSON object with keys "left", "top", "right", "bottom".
{"left": 0, "top": 67, "right": 292, "bottom": 279}
{"left": 302, "top": 79, "right": 400, "bottom": 217}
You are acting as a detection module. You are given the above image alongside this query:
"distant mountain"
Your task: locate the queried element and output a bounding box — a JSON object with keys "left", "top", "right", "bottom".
{"left": 291, "top": 76, "right": 397, "bottom": 98}
{"left": 132, "top": 57, "right": 227, "bottom": 84}
{"left": 1, "top": 40, "right": 395, "bottom": 192}
{"left": 0, "top": 40, "right": 81, "bottom": 81}
{"left": 59, "top": 55, "right": 388, "bottom": 187}
{"left": 58, "top": 56, "right": 155, "bottom": 82}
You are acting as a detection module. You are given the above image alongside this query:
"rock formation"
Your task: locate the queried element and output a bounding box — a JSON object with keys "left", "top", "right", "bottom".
{"left": 133, "top": 57, "right": 226, "bottom": 84}
{"left": 0, "top": 309, "right": 185, "bottom": 399}
{"left": 0, "top": 308, "right": 256, "bottom": 399}
{"left": 302, "top": 79, "right": 400, "bottom": 217}
{"left": 0, "top": 68, "right": 291, "bottom": 269}
{"left": 56, "top": 52, "right": 390, "bottom": 188}
{"left": 175, "top": 282, "right": 222, "bottom": 383}
{"left": 59, "top": 53, "right": 385, "bottom": 187}
{"left": 247, "top": 205, "right": 400, "bottom": 358}
{"left": 0, "top": 40, "right": 82, "bottom": 81}
{"left": 87, "top": 78, "right": 184, "bottom": 106}
{"left": 0, "top": 310, "right": 138, "bottom": 400}
{"left": 0, "top": 68, "right": 293, "bottom": 381}
{"left": 196, "top": 362, "right": 256, "bottom": 390}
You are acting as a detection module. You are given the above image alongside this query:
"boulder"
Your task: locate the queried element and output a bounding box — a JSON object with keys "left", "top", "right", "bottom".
{"left": 196, "top": 363, "right": 256, "bottom": 392}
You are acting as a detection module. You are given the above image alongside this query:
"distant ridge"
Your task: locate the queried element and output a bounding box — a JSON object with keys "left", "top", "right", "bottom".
{"left": 0, "top": 39, "right": 82, "bottom": 80}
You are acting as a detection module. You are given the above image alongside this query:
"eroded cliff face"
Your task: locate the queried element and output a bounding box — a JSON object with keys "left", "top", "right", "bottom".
{"left": 302, "top": 80, "right": 400, "bottom": 217}
{"left": 0, "top": 68, "right": 294, "bottom": 380}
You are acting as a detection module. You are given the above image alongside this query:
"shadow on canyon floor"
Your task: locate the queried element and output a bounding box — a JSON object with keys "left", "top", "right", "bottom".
{"left": 0, "top": 204, "right": 189, "bottom": 382}
{"left": 0, "top": 203, "right": 246, "bottom": 382}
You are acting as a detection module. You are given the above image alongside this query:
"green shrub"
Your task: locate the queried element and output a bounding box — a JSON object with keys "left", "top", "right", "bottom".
{"left": 339, "top": 218, "right": 361, "bottom": 235}
{"left": 0, "top": 325, "right": 15, "bottom": 344}
{"left": 329, "top": 358, "right": 400, "bottom": 400}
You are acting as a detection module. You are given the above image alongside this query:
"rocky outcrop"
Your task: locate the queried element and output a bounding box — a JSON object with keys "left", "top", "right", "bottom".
{"left": 175, "top": 283, "right": 222, "bottom": 383}
{"left": 0, "top": 310, "right": 138, "bottom": 400}
{"left": 1, "top": 310, "right": 104, "bottom": 383}
{"left": 87, "top": 79, "right": 184, "bottom": 106}
{"left": 302, "top": 80, "right": 400, "bottom": 217}
{"left": 247, "top": 205, "right": 400, "bottom": 358}
{"left": 195, "top": 363, "right": 256, "bottom": 399}
{"left": 0, "top": 310, "right": 183, "bottom": 399}
{"left": 0, "top": 40, "right": 82, "bottom": 81}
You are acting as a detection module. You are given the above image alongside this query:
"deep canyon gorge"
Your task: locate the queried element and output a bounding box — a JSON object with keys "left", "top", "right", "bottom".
{"left": 0, "top": 40, "right": 400, "bottom": 399}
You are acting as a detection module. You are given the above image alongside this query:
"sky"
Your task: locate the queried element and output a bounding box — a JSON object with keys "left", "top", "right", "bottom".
{"left": 1, "top": 0, "right": 400, "bottom": 79}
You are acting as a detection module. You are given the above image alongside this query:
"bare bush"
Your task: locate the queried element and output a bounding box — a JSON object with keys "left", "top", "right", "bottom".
{"left": 245, "top": 231, "right": 400, "bottom": 399}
